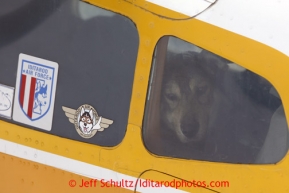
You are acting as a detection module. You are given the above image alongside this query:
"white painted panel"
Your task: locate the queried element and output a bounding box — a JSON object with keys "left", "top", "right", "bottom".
{"left": 146, "top": 0, "right": 215, "bottom": 17}
{"left": 195, "top": 0, "right": 289, "bottom": 57}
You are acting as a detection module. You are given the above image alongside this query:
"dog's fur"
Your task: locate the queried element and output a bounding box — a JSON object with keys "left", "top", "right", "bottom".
{"left": 159, "top": 51, "right": 227, "bottom": 157}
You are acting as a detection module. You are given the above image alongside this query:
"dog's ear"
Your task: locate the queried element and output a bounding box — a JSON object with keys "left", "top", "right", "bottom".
{"left": 89, "top": 109, "right": 96, "bottom": 125}
{"left": 199, "top": 50, "right": 228, "bottom": 77}
{"left": 89, "top": 109, "right": 94, "bottom": 119}
{"left": 80, "top": 107, "right": 85, "bottom": 116}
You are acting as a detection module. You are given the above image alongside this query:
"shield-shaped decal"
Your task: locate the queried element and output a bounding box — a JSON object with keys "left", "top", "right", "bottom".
{"left": 18, "top": 61, "right": 55, "bottom": 120}
{"left": 13, "top": 54, "right": 58, "bottom": 131}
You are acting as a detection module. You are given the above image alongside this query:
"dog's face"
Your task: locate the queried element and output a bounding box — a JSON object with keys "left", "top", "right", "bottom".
{"left": 161, "top": 51, "right": 223, "bottom": 144}
{"left": 79, "top": 108, "right": 94, "bottom": 134}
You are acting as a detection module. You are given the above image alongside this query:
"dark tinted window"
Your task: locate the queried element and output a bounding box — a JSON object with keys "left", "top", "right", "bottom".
{"left": 0, "top": 0, "right": 139, "bottom": 146}
{"left": 143, "top": 36, "right": 288, "bottom": 164}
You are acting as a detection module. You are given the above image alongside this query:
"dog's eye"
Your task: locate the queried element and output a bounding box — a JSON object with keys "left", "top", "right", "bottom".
{"left": 87, "top": 119, "right": 91, "bottom": 123}
{"left": 197, "top": 85, "right": 208, "bottom": 95}
{"left": 81, "top": 117, "right": 86, "bottom": 121}
{"left": 166, "top": 93, "right": 178, "bottom": 101}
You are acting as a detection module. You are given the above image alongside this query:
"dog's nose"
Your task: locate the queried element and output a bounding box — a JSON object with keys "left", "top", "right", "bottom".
{"left": 84, "top": 123, "right": 87, "bottom": 126}
{"left": 181, "top": 118, "right": 200, "bottom": 138}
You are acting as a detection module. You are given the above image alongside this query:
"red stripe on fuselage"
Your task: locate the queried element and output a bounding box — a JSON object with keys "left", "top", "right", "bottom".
{"left": 20, "top": 74, "right": 27, "bottom": 107}
{"left": 27, "top": 77, "right": 36, "bottom": 118}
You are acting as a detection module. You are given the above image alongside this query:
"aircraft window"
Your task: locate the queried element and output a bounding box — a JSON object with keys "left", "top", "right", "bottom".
{"left": 0, "top": 0, "right": 139, "bottom": 146}
{"left": 143, "top": 36, "right": 288, "bottom": 164}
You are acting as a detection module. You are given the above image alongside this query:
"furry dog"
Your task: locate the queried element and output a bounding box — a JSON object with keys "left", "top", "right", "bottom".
{"left": 159, "top": 51, "right": 227, "bottom": 156}
{"left": 145, "top": 49, "right": 277, "bottom": 163}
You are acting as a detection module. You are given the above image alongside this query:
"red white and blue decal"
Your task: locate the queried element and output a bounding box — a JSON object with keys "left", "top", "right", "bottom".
{"left": 13, "top": 54, "right": 58, "bottom": 131}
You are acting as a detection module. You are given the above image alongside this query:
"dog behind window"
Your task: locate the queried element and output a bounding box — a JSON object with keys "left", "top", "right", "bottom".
{"left": 155, "top": 50, "right": 227, "bottom": 158}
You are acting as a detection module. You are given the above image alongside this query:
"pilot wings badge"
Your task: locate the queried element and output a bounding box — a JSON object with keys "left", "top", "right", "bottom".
{"left": 62, "top": 104, "right": 113, "bottom": 139}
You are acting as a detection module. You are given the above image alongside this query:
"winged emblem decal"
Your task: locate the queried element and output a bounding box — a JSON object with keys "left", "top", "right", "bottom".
{"left": 62, "top": 104, "right": 113, "bottom": 139}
